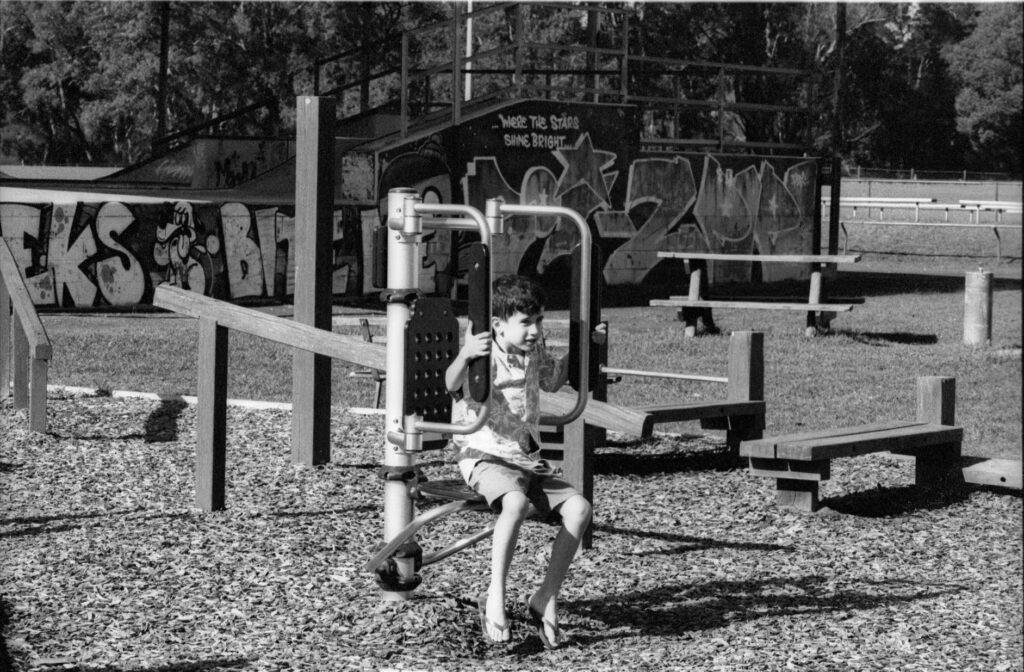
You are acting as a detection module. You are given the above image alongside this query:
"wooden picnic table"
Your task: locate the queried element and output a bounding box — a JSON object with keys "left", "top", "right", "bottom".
{"left": 652, "top": 251, "right": 863, "bottom": 337}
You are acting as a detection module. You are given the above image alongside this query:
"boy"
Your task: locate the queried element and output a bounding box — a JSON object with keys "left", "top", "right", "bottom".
{"left": 445, "top": 274, "right": 595, "bottom": 649}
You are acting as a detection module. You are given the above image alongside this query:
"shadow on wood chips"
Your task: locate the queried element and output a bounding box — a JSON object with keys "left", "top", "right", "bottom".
{"left": 144, "top": 399, "right": 189, "bottom": 443}
{"left": 567, "top": 574, "right": 968, "bottom": 642}
{"left": 595, "top": 439, "right": 740, "bottom": 476}
{"left": 822, "top": 483, "right": 975, "bottom": 517}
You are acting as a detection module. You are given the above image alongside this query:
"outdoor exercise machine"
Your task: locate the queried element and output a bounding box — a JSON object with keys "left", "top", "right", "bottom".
{"left": 366, "top": 189, "right": 594, "bottom": 599}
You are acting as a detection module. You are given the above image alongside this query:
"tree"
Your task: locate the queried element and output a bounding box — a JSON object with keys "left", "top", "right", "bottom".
{"left": 0, "top": 1, "right": 424, "bottom": 166}
{"left": 944, "top": 3, "right": 1023, "bottom": 173}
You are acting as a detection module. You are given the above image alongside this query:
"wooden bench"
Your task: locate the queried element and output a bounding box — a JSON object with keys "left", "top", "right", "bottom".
{"left": 538, "top": 330, "right": 765, "bottom": 548}
{"left": 836, "top": 219, "right": 1021, "bottom": 261}
{"left": 739, "top": 376, "right": 963, "bottom": 512}
{"left": 822, "top": 197, "right": 938, "bottom": 223}
{"left": 959, "top": 200, "right": 1023, "bottom": 224}
{"left": 652, "top": 252, "right": 862, "bottom": 337}
{"left": 542, "top": 329, "right": 764, "bottom": 451}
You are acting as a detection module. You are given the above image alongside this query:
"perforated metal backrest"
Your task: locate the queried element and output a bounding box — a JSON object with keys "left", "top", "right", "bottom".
{"left": 403, "top": 297, "right": 459, "bottom": 423}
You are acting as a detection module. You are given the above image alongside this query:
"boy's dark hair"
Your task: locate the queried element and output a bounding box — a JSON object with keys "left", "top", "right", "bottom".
{"left": 492, "top": 274, "right": 546, "bottom": 320}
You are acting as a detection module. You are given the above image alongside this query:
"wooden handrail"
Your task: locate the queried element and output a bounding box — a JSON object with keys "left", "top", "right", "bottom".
{"left": 0, "top": 236, "right": 51, "bottom": 431}
{"left": 0, "top": 238, "right": 50, "bottom": 360}
{"left": 152, "top": 284, "right": 384, "bottom": 370}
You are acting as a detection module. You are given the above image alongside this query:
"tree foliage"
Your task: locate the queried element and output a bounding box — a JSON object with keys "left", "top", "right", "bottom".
{"left": 944, "top": 3, "right": 1023, "bottom": 173}
{"left": 1, "top": 1, "right": 1020, "bottom": 174}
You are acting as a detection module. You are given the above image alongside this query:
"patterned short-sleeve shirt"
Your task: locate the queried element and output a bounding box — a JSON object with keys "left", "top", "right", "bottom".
{"left": 452, "top": 338, "right": 566, "bottom": 480}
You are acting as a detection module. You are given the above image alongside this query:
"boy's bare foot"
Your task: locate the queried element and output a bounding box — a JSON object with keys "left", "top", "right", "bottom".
{"left": 480, "top": 590, "right": 510, "bottom": 643}
{"left": 526, "top": 592, "right": 562, "bottom": 649}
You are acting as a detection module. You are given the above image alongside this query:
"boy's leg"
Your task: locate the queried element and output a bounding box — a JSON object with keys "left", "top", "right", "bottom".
{"left": 486, "top": 490, "right": 531, "bottom": 641}
{"left": 529, "top": 494, "right": 592, "bottom": 644}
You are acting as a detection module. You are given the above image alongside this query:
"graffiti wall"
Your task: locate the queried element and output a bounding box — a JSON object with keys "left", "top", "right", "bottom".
{"left": 374, "top": 100, "right": 819, "bottom": 292}
{"left": 0, "top": 199, "right": 364, "bottom": 307}
{"left": 0, "top": 100, "right": 819, "bottom": 308}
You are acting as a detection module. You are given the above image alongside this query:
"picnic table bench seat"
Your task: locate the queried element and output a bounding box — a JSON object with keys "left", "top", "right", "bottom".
{"left": 739, "top": 377, "right": 963, "bottom": 512}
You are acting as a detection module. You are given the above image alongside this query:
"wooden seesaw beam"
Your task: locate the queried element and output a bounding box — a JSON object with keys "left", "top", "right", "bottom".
{"left": 154, "top": 285, "right": 385, "bottom": 370}
{"left": 153, "top": 284, "right": 386, "bottom": 511}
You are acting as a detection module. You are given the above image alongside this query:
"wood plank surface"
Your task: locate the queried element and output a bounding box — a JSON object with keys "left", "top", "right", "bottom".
{"left": 656, "top": 251, "right": 861, "bottom": 264}
{"left": 739, "top": 420, "right": 921, "bottom": 458}
{"left": 154, "top": 285, "right": 386, "bottom": 370}
{"left": 961, "top": 458, "right": 1023, "bottom": 490}
{"left": 651, "top": 299, "right": 855, "bottom": 312}
{"left": 633, "top": 400, "right": 765, "bottom": 423}
{"left": 780, "top": 424, "right": 963, "bottom": 461}
{"left": 541, "top": 391, "right": 653, "bottom": 437}
{"left": 675, "top": 295, "right": 867, "bottom": 305}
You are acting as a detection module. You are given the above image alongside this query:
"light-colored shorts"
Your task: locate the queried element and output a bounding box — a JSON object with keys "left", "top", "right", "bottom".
{"left": 467, "top": 459, "right": 579, "bottom": 523}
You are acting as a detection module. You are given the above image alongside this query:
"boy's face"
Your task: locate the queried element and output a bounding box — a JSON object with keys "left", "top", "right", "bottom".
{"left": 492, "top": 310, "right": 544, "bottom": 353}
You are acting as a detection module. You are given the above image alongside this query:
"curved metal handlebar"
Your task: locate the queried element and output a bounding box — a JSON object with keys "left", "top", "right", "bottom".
{"left": 498, "top": 203, "right": 591, "bottom": 427}
{"left": 411, "top": 202, "right": 492, "bottom": 251}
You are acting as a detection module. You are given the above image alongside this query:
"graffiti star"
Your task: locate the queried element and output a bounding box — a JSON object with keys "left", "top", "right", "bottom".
{"left": 553, "top": 133, "right": 616, "bottom": 207}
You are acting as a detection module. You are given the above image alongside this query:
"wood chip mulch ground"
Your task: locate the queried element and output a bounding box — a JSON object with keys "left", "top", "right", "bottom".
{"left": 2, "top": 394, "right": 1021, "bottom": 672}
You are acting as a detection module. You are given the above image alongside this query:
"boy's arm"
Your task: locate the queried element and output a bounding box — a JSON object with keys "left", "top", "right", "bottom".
{"left": 446, "top": 325, "right": 491, "bottom": 393}
{"left": 541, "top": 322, "right": 607, "bottom": 392}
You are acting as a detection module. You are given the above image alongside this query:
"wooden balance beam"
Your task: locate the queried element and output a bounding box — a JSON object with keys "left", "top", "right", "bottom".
{"left": 653, "top": 252, "right": 863, "bottom": 337}
{"left": 740, "top": 376, "right": 964, "bottom": 512}
{"left": 538, "top": 330, "right": 765, "bottom": 549}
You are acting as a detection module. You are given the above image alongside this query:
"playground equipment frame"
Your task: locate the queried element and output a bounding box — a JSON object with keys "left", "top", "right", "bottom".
{"left": 0, "top": 237, "right": 51, "bottom": 432}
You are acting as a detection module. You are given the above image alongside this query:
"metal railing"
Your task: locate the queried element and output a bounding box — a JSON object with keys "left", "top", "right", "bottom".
{"left": 314, "top": 2, "right": 812, "bottom": 154}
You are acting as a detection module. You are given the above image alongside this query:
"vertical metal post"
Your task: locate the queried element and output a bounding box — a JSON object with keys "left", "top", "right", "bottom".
{"left": 513, "top": 4, "right": 524, "bottom": 96}
{"left": 828, "top": 3, "right": 846, "bottom": 258}
{"left": 464, "top": 0, "right": 473, "bottom": 102}
{"left": 382, "top": 188, "right": 422, "bottom": 601}
{"left": 453, "top": 3, "right": 463, "bottom": 124}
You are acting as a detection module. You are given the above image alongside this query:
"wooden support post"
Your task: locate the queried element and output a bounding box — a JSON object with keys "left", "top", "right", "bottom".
{"left": 0, "top": 277, "right": 10, "bottom": 400}
{"left": 196, "top": 317, "right": 229, "bottom": 511}
{"left": 677, "top": 262, "right": 702, "bottom": 337}
{"left": 776, "top": 478, "right": 819, "bottom": 512}
{"left": 12, "top": 312, "right": 27, "bottom": 410}
{"left": 806, "top": 267, "right": 823, "bottom": 336}
{"left": 722, "top": 331, "right": 765, "bottom": 455}
{"left": 914, "top": 376, "right": 962, "bottom": 488}
{"left": 292, "top": 95, "right": 335, "bottom": 466}
{"left": 29, "top": 357, "right": 47, "bottom": 432}
{"left": 916, "top": 375, "right": 955, "bottom": 425}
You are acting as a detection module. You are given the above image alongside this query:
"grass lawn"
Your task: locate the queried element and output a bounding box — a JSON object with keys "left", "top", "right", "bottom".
{"left": 36, "top": 255, "right": 1022, "bottom": 461}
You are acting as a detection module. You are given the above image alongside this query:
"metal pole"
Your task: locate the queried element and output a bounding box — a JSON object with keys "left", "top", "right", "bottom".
{"left": 465, "top": 0, "right": 473, "bottom": 101}
{"left": 382, "top": 188, "right": 421, "bottom": 601}
{"left": 828, "top": 3, "right": 845, "bottom": 259}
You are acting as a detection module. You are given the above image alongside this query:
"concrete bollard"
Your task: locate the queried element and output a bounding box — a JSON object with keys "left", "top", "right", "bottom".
{"left": 963, "top": 269, "right": 993, "bottom": 346}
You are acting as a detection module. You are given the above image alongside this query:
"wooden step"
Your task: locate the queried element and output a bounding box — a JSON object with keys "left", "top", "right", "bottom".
{"left": 740, "top": 421, "right": 932, "bottom": 458}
